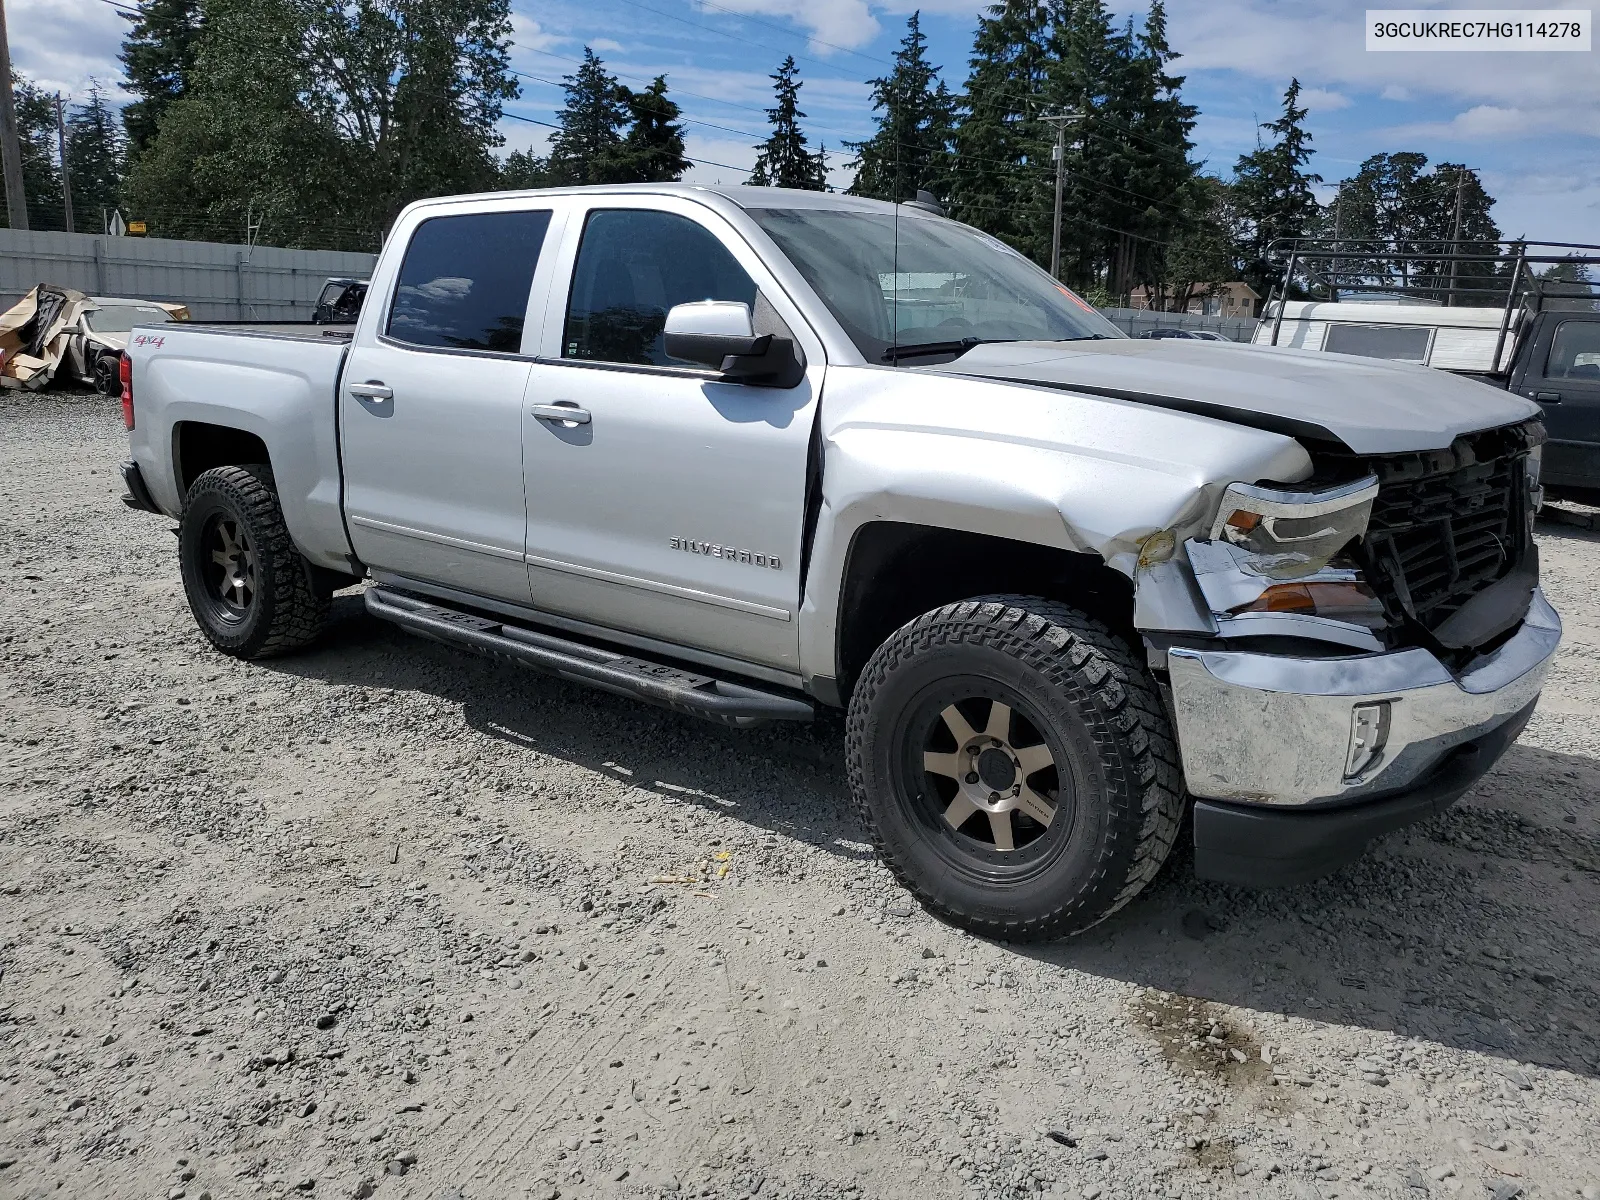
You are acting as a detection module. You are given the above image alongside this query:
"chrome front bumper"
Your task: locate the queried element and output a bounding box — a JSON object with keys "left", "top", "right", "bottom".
{"left": 1167, "top": 589, "right": 1561, "bottom": 807}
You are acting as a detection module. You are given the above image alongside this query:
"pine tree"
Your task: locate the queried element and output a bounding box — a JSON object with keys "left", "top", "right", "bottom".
{"left": 501, "top": 148, "right": 552, "bottom": 189}
{"left": 1232, "top": 78, "right": 1322, "bottom": 295}
{"left": 612, "top": 76, "right": 691, "bottom": 183}
{"left": 118, "top": 0, "right": 204, "bottom": 155}
{"left": 546, "top": 48, "right": 629, "bottom": 186}
{"left": 2, "top": 72, "right": 64, "bottom": 231}
{"left": 749, "top": 57, "right": 827, "bottom": 191}
{"left": 948, "top": 0, "right": 1055, "bottom": 262}
{"left": 66, "top": 81, "right": 126, "bottom": 227}
{"left": 1112, "top": 1, "right": 1199, "bottom": 298}
{"left": 846, "top": 13, "right": 957, "bottom": 203}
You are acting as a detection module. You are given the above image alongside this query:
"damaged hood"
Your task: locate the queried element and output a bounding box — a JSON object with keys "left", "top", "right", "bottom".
{"left": 925, "top": 338, "right": 1538, "bottom": 454}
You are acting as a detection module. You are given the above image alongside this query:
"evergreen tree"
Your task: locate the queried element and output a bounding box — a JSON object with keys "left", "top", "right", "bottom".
{"left": 612, "top": 76, "right": 691, "bottom": 183}
{"left": 546, "top": 49, "right": 629, "bottom": 186}
{"left": 749, "top": 57, "right": 827, "bottom": 190}
{"left": 948, "top": 0, "right": 1055, "bottom": 262}
{"left": 2, "top": 72, "right": 64, "bottom": 231}
{"left": 1232, "top": 78, "right": 1322, "bottom": 295}
{"left": 846, "top": 13, "right": 957, "bottom": 203}
{"left": 1109, "top": 1, "right": 1199, "bottom": 298}
{"left": 118, "top": 0, "right": 204, "bottom": 155}
{"left": 501, "top": 148, "right": 552, "bottom": 189}
{"left": 66, "top": 81, "right": 126, "bottom": 227}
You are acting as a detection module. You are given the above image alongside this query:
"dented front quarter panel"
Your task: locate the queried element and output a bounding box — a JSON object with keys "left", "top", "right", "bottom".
{"left": 798, "top": 365, "right": 1313, "bottom": 680}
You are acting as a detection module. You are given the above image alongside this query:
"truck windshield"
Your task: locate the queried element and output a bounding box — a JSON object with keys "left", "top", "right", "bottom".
{"left": 748, "top": 207, "right": 1121, "bottom": 362}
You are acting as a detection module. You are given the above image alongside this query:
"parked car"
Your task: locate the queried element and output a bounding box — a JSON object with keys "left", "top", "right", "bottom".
{"left": 118, "top": 185, "right": 1560, "bottom": 939}
{"left": 1257, "top": 240, "right": 1600, "bottom": 502}
{"left": 69, "top": 297, "right": 189, "bottom": 394}
{"left": 0, "top": 286, "right": 187, "bottom": 392}
{"left": 1138, "top": 328, "right": 1229, "bottom": 341}
{"left": 313, "top": 278, "right": 369, "bottom": 325}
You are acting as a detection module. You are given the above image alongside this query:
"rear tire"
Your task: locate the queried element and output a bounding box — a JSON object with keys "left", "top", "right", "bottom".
{"left": 845, "top": 596, "right": 1184, "bottom": 940}
{"left": 178, "top": 464, "right": 330, "bottom": 659}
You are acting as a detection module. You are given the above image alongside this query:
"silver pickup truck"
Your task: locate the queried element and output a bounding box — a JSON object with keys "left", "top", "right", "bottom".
{"left": 119, "top": 184, "right": 1560, "bottom": 939}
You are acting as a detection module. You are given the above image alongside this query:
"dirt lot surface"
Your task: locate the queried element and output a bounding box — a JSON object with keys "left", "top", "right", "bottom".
{"left": 3, "top": 391, "right": 1599, "bottom": 1200}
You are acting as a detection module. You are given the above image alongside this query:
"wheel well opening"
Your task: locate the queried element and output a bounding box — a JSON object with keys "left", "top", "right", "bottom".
{"left": 175, "top": 423, "right": 271, "bottom": 497}
{"left": 835, "top": 522, "right": 1136, "bottom": 701}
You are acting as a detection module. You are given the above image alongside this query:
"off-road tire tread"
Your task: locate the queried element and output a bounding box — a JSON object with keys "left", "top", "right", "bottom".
{"left": 182, "top": 464, "right": 329, "bottom": 658}
{"left": 845, "top": 595, "right": 1184, "bottom": 941}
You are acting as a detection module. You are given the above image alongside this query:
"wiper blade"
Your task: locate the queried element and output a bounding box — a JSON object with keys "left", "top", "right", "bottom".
{"left": 882, "top": 337, "right": 1010, "bottom": 362}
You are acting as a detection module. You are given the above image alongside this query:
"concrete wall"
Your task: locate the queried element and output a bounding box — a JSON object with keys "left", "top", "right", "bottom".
{"left": 0, "top": 229, "right": 379, "bottom": 322}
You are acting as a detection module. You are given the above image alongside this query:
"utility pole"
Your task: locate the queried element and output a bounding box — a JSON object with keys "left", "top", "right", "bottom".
{"left": 1446, "top": 166, "right": 1468, "bottom": 307}
{"left": 54, "top": 93, "right": 74, "bottom": 234}
{"left": 1043, "top": 111, "right": 1081, "bottom": 281}
{"left": 0, "top": 0, "right": 29, "bottom": 230}
{"left": 1330, "top": 183, "right": 1344, "bottom": 302}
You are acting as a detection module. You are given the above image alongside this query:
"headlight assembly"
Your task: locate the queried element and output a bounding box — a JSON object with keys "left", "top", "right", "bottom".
{"left": 1209, "top": 474, "right": 1379, "bottom": 580}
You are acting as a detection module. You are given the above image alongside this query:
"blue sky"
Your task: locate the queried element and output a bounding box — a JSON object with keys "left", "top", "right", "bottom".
{"left": 12, "top": 0, "right": 1599, "bottom": 242}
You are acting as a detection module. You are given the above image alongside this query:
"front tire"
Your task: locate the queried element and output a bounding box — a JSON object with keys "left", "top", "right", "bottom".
{"left": 846, "top": 596, "right": 1184, "bottom": 940}
{"left": 178, "top": 464, "right": 330, "bottom": 659}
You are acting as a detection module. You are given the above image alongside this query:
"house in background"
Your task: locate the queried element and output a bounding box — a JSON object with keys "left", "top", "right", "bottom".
{"left": 1129, "top": 282, "right": 1262, "bottom": 318}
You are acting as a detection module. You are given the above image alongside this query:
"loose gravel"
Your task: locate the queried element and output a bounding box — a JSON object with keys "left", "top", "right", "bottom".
{"left": 3, "top": 389, "right": 1599, "bottom": 1200}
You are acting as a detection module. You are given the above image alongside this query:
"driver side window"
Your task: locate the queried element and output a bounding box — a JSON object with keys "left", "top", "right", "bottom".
{"left": 563, "top": 209, "right": 758, "bottom": 367}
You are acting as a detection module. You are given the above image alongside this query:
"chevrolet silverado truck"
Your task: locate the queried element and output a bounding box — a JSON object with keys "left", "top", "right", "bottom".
{"left": 119, "top": 185, "right": 1562, "bottom": 940}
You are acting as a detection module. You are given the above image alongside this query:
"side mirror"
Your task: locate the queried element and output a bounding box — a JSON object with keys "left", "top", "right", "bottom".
{"left": 663, "top": 301, "right": 804, "bottom": 388}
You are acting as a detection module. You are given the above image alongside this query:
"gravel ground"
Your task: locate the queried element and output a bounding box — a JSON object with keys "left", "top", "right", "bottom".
{"left": 2, "top": 389, "right": 1599, "bottom": 1200}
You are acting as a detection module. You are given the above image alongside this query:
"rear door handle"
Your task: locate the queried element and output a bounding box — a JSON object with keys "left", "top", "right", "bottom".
{"left": 532, "top": 402, "right": 591, "bottom": 425}
{"left": 349, "top": 381, "right": 393, "bottom": 400}
{"left": 1533, "top": 391, "right": 1562, "bottom": 403}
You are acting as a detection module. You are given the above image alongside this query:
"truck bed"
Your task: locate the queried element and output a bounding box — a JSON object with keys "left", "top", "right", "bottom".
{"left": 156, "top": 321, "right": 354, "bottom": 343}
{"left": 125, "top": 320, "right": 355, "bottom": 571}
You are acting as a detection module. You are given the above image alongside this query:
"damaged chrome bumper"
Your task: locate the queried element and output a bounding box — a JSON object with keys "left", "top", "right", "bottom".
{"left": 1167, "top": 589, "right": 1561, "bottom": 807}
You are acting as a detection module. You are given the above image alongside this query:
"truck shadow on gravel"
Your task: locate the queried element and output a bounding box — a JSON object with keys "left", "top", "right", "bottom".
{"left": 272, "top": 597, "right": 1600, "bottom": 1081}
{"left": 1034, "top": 740, "right": 1600, "bottom": 1081}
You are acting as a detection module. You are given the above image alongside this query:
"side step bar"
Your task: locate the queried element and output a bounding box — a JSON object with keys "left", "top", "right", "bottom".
{"left": 364, "top": 587, "right": 813, "bottom": 729}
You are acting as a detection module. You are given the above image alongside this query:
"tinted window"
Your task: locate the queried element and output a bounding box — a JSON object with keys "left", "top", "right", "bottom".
{"left": 388, "top": 210, "right": 552, "bottom": 352}
{"left": 1323, "top": 323, "right": 1432, "bottom": 363}
{"left": 1547, "top": 320, "right": 1600, "bottom": 381}
{"left": 563, "top": 210, "right": 757, "bottom": 366}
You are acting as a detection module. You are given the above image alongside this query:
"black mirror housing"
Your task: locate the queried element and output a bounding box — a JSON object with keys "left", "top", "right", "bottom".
{"left": 664, "top": 331, "right": 805, "bottom": 389}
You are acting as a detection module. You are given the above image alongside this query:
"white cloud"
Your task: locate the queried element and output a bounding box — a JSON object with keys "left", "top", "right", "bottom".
{"left": 589, "top": 38, "right": 627, "bottom": 53}
{"left": 510, "top": 13, "right": 565, "bottom": 55}
{"left": 1167, "top": 0, "right": 1600, "bottom": 116}
{"left": 1299, "top": 87, "right": 1352, "bottom": 112}
{"left": 699, "top": 0, "right": 881, "bottom": 53}
{"left": 1385, "top": 102, "right": 1598, "bottom": 141}
{"left": 7, "top": 0, "right": 129, "bottom": 98}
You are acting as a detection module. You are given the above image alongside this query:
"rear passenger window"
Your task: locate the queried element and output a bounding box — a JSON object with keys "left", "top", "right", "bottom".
{"left": 387, "top": 210, "right": 552, "bottom": 352}
{"left": 563, "top": 209, "right": 757, "bottom": 366}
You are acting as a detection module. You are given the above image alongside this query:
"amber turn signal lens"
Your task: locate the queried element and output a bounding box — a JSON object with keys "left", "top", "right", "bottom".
{"left": 1230, "top": 580, "right": 1385, "bottom": 625}
{"left": 1223, "top": 510, "right": 1261, "bottom": 534}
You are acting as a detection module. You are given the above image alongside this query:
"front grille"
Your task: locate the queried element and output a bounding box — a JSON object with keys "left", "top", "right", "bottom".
{"left": 1324, "top": 420, "right": 1541, "bottom": 650}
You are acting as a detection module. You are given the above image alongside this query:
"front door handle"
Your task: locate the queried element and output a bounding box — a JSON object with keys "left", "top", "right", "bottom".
{"left": 1533, "top": 391, "right": 1562, "bottom": 403}
{"left": 349, "top": 381, "right": 394, "bottom": 401}
{"left": 532, "top": 402, "right": 591, "bottom": 426}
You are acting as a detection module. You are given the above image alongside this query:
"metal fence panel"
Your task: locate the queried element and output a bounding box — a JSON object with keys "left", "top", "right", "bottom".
{"left": 1097, "top": 307, "right": 1261, "bottom": 343}
{"left": 0, "top": 229, "right": 379, "bottom": 321}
